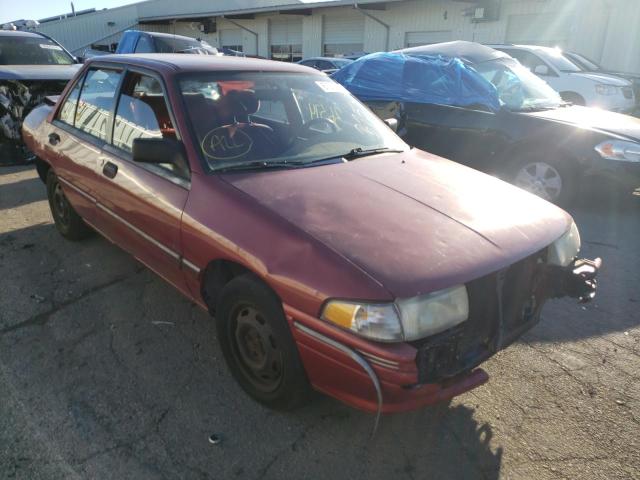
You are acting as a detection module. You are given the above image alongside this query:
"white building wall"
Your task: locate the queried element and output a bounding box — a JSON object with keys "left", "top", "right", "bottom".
{"left": 36, "top": 4, "right": 139, "bottom": 54}
{"left": 599, "top": 0, "right": 640, "bottom": 73}
{"left": 302, "top": 15, "right": 323, "bottom": 58}
{"left": 31, "top": 0, "right": 640, "bottom": 74}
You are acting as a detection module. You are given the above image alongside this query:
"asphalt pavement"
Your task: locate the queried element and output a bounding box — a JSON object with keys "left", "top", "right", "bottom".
{"left": 1, "top": 165, "right": 639, "bottom": 480}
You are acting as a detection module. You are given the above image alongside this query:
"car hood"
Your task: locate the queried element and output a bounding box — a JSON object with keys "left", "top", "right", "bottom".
{"left": 221, "top": 149, "right": 570, "bottom": 298}
{"left": 524, "top": 105, "right": 640, "bottom": 142}
{"left": 569, "top": 71, "right": 632, "bottom": 86}
{"left": 0, "top": 64, "right": 81, "bottom": 81}
{"left": 599, "top": 70, "right": 640, "bottom": 81}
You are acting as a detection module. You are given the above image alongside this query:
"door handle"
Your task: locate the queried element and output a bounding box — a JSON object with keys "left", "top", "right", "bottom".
{"left": 48, "top": 132, "right": 60, "bottom": 146}
{"left": 102, "top": 161, "right": 118, "bottom": 179}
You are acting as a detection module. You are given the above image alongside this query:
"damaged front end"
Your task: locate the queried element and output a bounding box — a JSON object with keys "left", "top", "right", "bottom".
{"left": 412, "top": 249, "right": 600, "bottom": 386}
{"left": 0, "top": 79, "right": 68, "bottom": 165}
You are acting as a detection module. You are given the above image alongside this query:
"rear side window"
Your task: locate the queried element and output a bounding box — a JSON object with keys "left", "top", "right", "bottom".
{"left": 134, "top": 35, "right": 154, "bottom": 53}
{"left": 74, "top": 68, "right": 123, "bottom": 141}
{"left": 113, "top": 72, "right": 176, "bottom": 153}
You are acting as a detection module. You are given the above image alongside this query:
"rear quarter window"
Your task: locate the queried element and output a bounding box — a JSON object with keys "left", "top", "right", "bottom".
{"left": 57, "top": 74, "right": 84, "bottom": 126}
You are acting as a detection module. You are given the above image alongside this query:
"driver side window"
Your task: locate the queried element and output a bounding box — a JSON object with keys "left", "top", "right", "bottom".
{"left": 508, "top": 50, "right": 554, "bottom": 76}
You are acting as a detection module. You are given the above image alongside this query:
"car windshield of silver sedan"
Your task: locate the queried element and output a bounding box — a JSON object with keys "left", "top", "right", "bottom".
{"left": 475, "top": 59, "right": 564, "bottom": 111}
{"left": 0, "top": 36, "right": 74, "bottom": 65}
{"left": 178, "top": 72, "right": 408, "bottom": 172}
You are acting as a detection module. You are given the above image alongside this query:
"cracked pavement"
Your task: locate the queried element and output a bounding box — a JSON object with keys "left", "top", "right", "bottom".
{"left": 1, "top": 165, "right": 639, "bottom": 479}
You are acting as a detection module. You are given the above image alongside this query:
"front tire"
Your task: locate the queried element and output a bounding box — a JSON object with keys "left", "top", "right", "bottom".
{"left": 560, "top": 92, "right": 586, "bottom": 106}
{"left": 215, "top": 274, "right": 312, "bottom": 410}
{"left": 46, "top": 170, "right": 92, "bottom": 241}
{"left": 508, "top": 155, "right": 576, "bottom": 205}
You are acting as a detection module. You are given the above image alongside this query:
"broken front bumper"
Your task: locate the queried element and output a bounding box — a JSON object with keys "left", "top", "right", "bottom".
{"left": 1, "top": 79, "right": 68, "bottom": 165}
{"left": 286, "top": 254, "right": 600, "bottom": 418}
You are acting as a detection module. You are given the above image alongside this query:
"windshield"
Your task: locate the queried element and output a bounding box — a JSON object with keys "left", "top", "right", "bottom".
{"left": 475, "top": 59, "right": 563, "bottom": 111}
{"left": 568, "top": 53, "right": 601, "bottom": 71}
{"left": 0, "top": 36, "right": 74, "bottom": 65}
{"left": 541, "top": 48, "right": 582, "bottom": 72}
{"left": 332, "top": 58, "right": 353, "bottom": 67}
{"left": 155, "top": 36, "right": 218, "bottom": 55}
{"left": 179, "top": 72, "right": 407, "bottom": 172}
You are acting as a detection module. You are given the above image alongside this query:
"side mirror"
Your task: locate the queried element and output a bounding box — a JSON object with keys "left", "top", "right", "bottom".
{"left": 384, "top": 118, "right": 398, "bottom": 132}
{"left": 132, "top": 137, "right": 189, "bottom": 177}
{"left": 533, "top": 64, "right": 550, "bottom": 76}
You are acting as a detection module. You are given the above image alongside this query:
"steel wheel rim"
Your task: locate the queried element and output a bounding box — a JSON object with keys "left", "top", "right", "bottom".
{"left": 52, "top": 182, "right": 70, "bottom": 227}
{"left": 514, "top": 162, "right": 563, "bottom": 201}
{"left": 229, "top": 304, "right": 283, "bottom": 393}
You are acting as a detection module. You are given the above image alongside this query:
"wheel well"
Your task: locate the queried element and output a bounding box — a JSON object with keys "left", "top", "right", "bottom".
{"left": 200, "top": 259, "right": 252, "bottom": 314}
{"left": 492, "top": 141, "right": 576, "bottom": 176}
{"left": 559, "top": 91, "right": 585, "bottom": 105}
{"left": 35, "top": 157, "right": 50, "bottom": 184}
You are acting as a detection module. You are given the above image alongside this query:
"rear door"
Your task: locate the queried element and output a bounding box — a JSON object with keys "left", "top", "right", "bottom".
{"left": 92, "top": 68, "right": 191, "bottom": 296}
{"left": 48, "top": 66, "right": 124, "bottom": 225}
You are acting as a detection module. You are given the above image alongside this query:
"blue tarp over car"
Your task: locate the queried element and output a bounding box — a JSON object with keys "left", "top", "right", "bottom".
{"left": 331, "top": 51, "right": 501, "bottom": 112}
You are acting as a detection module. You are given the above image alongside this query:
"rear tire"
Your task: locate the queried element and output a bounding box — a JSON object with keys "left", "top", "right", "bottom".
{"left": 215, "top": 274, "right": 312, "bottom": 410}
{"left": 46, "top": 170, "right": 92, "bottom": 241}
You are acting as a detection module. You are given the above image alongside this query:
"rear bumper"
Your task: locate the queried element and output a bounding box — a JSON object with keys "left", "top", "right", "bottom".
{"left": 284, "top": 256, "right": 600, "bottom": 415}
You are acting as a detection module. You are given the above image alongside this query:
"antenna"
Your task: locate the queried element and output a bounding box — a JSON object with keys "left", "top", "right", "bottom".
{"left": 71, "top": 2, "right": 76, "bottom": 16}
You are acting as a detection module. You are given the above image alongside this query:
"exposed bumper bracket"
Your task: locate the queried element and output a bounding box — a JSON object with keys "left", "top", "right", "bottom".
{"left": 293, "top": 322, "right": 383, "bottom": 437}
{"left": 547, "top": 257, "right": 601, "bottom": 303}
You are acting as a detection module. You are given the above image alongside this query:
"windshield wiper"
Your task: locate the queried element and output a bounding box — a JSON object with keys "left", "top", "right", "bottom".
{"left": 213, "top": 160, "right": 306, "bottom": 173}
{"left": 515, "top": 105, "right": 560, "bottom": 112}
{"left": 343, "top": 147, "right": 404, "bottom": 160}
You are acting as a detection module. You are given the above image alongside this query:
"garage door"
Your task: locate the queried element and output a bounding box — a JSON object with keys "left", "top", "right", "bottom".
{"left": 323, "top": 16, "right": 365, "bottom": 57}
{"left": 220, "top": 28, "right": 243, "bottom": 51}
{"left": 270, "top": 18, "right": 303, "bottom": 62}
{"left": 506, "top": 13, "right": 570, "bottom": 48}
{"left": 405, "top": 31, "right": 452, "bottom": 48}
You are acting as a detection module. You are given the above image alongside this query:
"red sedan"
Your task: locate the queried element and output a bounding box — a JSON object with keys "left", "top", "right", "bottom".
{"left": 23, "top": 54, "right": 599, "bottom": 420}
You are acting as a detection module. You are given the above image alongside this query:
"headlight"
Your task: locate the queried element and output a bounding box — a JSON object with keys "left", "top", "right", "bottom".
{"left": 595, "top": 84, "right": 619, "bottom": 95}
{"left": 395, "top": 285, "right": 469, "bottom": 340}
{"left": 321, "top": 285, "right": 469, "bottom": 342}
{"left": 321, "top": 301, "right": 403, "bottom": 341}
{"left": 595, "top": 139, "right": 640, "bottom": 163}
{"left": 548, "top": 220, "right": 581, "bottom": 266}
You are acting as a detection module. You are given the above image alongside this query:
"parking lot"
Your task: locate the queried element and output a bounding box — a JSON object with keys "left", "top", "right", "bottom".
{"left": 1, "top": 164, "right": 639, "bottom": 480}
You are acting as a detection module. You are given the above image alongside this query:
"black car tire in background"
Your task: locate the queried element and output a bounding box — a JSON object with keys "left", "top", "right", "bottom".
{"left": 507, "top": 152, "right": 576, "bottom": 205}
{"left": 46, "top": 170, "right": 93, "bottom": 241}
{"left": 215, "top": 274, "right": 313, "bottom": 411}
{"left": 560, "top": 92, "right": 586, "bottom": 107}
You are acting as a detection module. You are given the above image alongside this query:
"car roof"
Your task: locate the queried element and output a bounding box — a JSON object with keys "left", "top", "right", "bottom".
{"left": 0, "top": 30, "right": 46, "bottom": 38}
{"left": 129, "top": 30, "right": 200, "bottom": 42}
{"left": 90, "top": 53, "right": 321, "bottom": 74}
{"left": 490, "top": 44, "right": 562, "bottom": 55}
{"left": 301, "top": 57, "right": 349, "bottom": 62}
{"left": 396, "top": 41, "right": 509, "bottom": 65}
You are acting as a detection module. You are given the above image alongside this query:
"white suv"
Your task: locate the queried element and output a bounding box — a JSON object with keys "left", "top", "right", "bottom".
{"left": 490, "top": 44, "right": 635, "bottom": 113}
